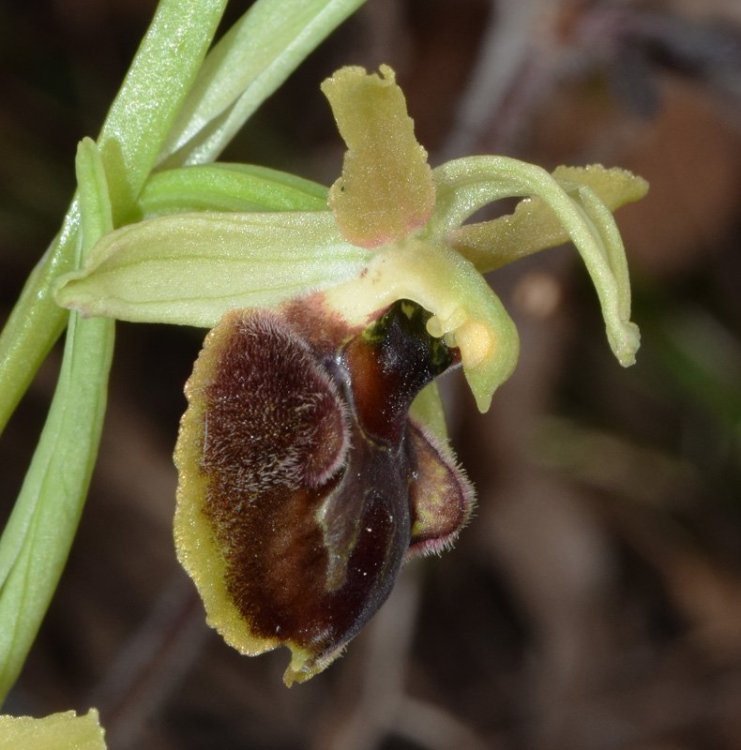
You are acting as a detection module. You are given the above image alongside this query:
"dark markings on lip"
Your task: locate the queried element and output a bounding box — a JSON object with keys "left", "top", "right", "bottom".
{"left": 194, "top": 300, "right": 464, "bottom": 666}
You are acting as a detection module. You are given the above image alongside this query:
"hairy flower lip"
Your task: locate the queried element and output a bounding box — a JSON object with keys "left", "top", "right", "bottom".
{"left": 175, "top": 300, "right": 474, "bottom": 685}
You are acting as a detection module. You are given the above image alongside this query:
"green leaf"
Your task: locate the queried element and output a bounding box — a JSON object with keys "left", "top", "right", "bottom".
{"left": 99, "top": 0, "right": 229, "bottom": 222}
{"left": 0, "top": 221, "right": 74, "bottom": 437}
{"left": 0, "top": 140, "right": 115, "bottom": 703}
{"left": 160, "top": 0, "right": 367, "bottom": 166}
{"left": 139, "top": 163, "right": 328, "bottom": 216}
{"left": 431, "top": 157, "right": 643, "bottom": 367}
{"left": 77, "top": 139, "right": 114, "bottom": 250}
{"left": 55, "top": 211, "right": 371, "bottom": 327}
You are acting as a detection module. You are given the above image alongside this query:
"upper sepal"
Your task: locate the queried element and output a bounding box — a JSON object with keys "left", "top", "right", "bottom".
{"left": 321, "top": 65, "right": 435, "bottom": 248}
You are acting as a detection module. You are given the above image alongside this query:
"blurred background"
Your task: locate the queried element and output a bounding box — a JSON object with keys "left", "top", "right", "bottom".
{"left": 2, "top": 0, "right": 741, "bottom": 748}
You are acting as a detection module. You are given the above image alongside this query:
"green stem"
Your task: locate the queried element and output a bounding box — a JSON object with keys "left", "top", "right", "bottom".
{"left": 0, "top": 140, "right": 115, "bottom": 704}
{"left": 0, "top": 213, "right": 77, "bottom": 436}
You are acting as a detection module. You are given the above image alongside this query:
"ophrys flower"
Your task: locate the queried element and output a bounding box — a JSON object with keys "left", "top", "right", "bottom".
{"left": 56, "top": 65, "right": 647, "bottom": 683}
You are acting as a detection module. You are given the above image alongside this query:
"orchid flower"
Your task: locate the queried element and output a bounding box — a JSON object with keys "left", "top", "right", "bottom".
{"left": 56, "top": 65, "right": 647, "bottom": 684}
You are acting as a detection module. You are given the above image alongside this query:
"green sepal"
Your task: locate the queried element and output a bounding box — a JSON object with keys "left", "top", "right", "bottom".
{"left": 431, "top": 158, "right": 643, "bottom": 367}
{"left": 139, "top": 163, "right": 327, "bottom": 216}
{"left": 55, "top": 211, "right": 371, "bottom": 327}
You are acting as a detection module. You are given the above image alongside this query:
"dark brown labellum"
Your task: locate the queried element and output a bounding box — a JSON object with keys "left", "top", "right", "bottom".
{"left": 174, "top": 299, "right": 473, "bottom": 683}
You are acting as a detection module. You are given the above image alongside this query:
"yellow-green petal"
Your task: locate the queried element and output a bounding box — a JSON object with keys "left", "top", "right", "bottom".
{"left": 0, "top": 710, "right": 106, "bottom": 750}
{"left": 450, "top": 165, "right": 648, "bottom": 273}
{"left": 321, "top": 65, "right": 435, "bottom": 248}
{"left": 433, "top": 157, "right": 644, "bottom": 367}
